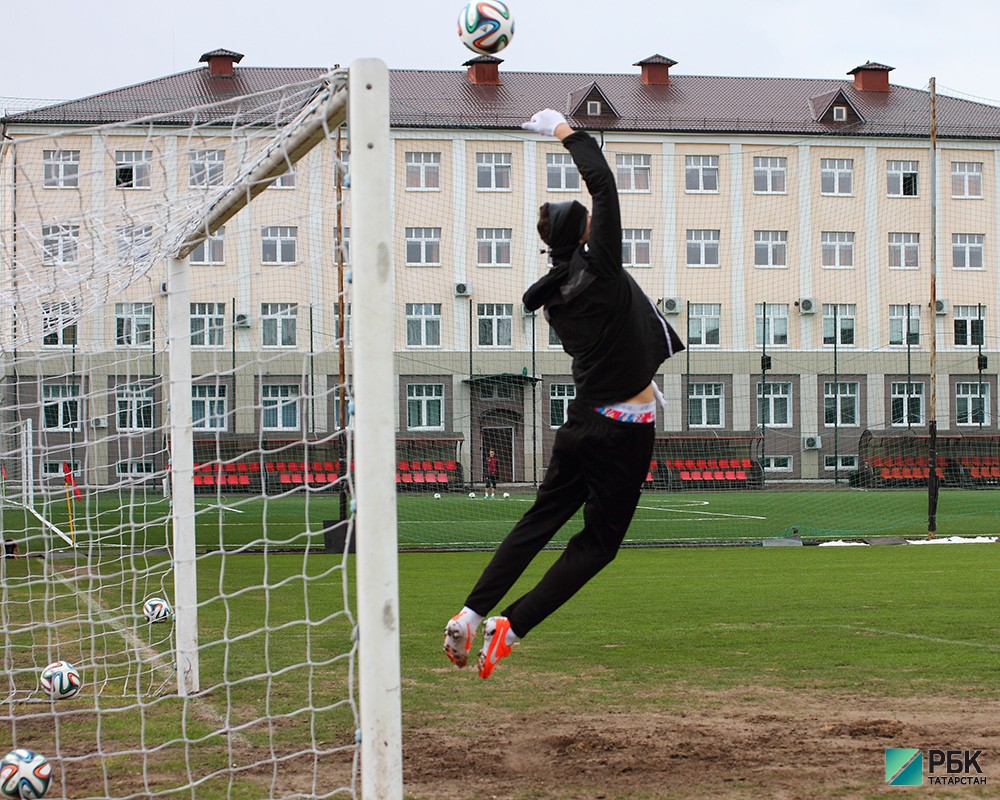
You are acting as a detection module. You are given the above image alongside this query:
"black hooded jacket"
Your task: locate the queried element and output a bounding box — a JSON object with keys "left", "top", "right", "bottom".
{"left": 523, "top": 131, "right": 684, "bottom": 406}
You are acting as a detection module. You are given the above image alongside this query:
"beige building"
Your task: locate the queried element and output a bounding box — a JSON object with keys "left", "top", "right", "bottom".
{"left": 3, "top": 50, "right": 1000, "bottom": 490}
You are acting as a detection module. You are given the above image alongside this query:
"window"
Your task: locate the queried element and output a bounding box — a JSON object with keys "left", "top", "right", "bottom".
{"left": 587, "top": 100, "right": 601, "bottom": 116}
{"left": 406, "top": 384, "right": 443, "bottom": 430}
{"left": 270, "top": 168, "right": 296, "bottom": 189}
{"left": 333, "top": 302, "right": 352, "bottom": 345}
{"left": 117, "top": 461, "right": 155, "bottom": 479}
{"left": 115, "top": 302, "right": 153, "bottom": 347}
{"left": 117, "top": 381, "right": 154, "bottom": 430}
{"left": 549, "top": 384, "right": 576, "bottom": 427}
{"left": 115, "top": 150, "right": 151, "bottom": 189}
{"left": 42, "top": 302, "right": 77, "bottom": 347}
{"left": 685, "top": 155, "right": 719, "bottom": 192}
{"left": 477, "top": 303, "right": 513, "bottom": 347}
{"left": 891, "top": 381, "right": 924, "bottom": 426}
{"left": 887, "top": 160, "right": 918, "bottom": 197}
{"left": 951, "top": 162, "right": 983, "bottom": 198}
{"left": 405, "top": 152, "right": 441, "bottom": 190}
{"left": 754, "top": 230, "right": 787, "bottom": 268}
{"left": 261, "top": 384, "right": 299, "bottom": 430}
{"left": 42, "top": 384, "right": 80, "bottom": 431}
{"left": 43, "top": 150, "right": 79, "bottom": 188}
{"left": 686, "top": 229, "right": 720, "bottom": 267}
{"left": 548, "top": 325, "right": 562, "bottom": 348}
{"left": 824, "top": 381, "right": 859, "bottom": 426}
{"left": 761, "top": 455, "right": 793, "bottom": 472}
{"left": 753, "top": 156, "right": 786, "bottom": 193}
{"left": 953, "top": 305, "right": 985, "bottom": 347}
{"left": 820, "top": 158, "right": 853, "bottom": 195}
{"left": 888, "top": 232, "right": 919, "bottom": 269}
{"left": 115, "top": 225, "right": 153, "bottom": 260}
{"left": 687, "top": 382, "right": 724, "bottom": 428}
{"left": 261, "top": 302, "right": 297, "bottom": 347}
{"left": 405, "top": 227, "right": 441, "bottom": 265}
{"left": 952, "top": 233, "right": 984, "bottom": 270}
{"left": 889, "top": 304, "right": 920, "bottom": 346}
{"left": 622, "top": 229, "right": 652, "bottom": 267}
{"left": 832, "top": 106, "right": 848, "bottom": 122}
{"left": 42, "top": 225, "right": 80, "bottom": 265}
{"left": 821, "top": 231, "right": 854, "bottom": 269}
{"left": 546, "top": 152, "right": 580, "bottom": 191}
{"left": 822, "top": 303, "right": 856, "bottom": 347}
{"left": 192, "top": 383, "right": 228, "bottom": 430}
{"left": 190, "top": 302, "right": 225, "bottom": 347}
{"left": 956, "top": 382, "right": 990, "bottom": 426}
{"left": 616, "top": 154, "right": 651, "bottom": 192}
{"left": 476, "top": 152, "right": 511, "bottom": 190}
{"left": 477, "top": 228, "right": 512, "bottom": 267}
{"left": 688, "top": 303, "right": 721, "bottom": 346}
{"left": 824, "top": 454, "right": 858, "bottom": 471}
{"left": 42, "top": 460, "right": 80, "bottom": 477}
{"left": 405, "top": 303, "right": 441, "bottom": 347}
{"left": 755, "top": 304, "right": 788, "bottom": 347}
{"left": 757, "top": 382, "right": 792, "bottom": 427}
{"left": 189, "top": 227, "right": 224, "bottom": 265}
{"left": 189, "top": 149, "right": 225, "bottom": 188}
{"left": 261, "top": 226, "right": 297, "bottom": 264}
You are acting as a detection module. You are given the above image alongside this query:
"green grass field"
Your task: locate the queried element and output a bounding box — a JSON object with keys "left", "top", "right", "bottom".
{"left": 3, "top": 485, "right": 1000, "bottom": 555}
{"left": 4, "top": 538, "right": 999, "bottom": 798}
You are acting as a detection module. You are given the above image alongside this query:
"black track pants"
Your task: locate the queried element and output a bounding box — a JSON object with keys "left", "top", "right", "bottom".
{"left": 464, "top": 400, "right": 655, "bottom": 638}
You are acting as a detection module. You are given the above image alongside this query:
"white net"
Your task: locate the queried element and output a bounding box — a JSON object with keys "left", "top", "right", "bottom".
{"left": 1, "top": 66, "right": 365, "bottom": 798}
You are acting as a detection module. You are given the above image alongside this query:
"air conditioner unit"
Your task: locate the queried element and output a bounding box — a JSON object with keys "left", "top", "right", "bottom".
{"left": 802, "top": 435, "right": 822, "bottom": 451}
{"left": 234, "top": 313, "right": 251, "bottom": 328}
{"left": 935, "top": 299, "right": 950, "bottom": 316}
{"left": 521, "top": 303, "right": 537, "bottom": 317}
{"left": 454, "top": 282, "right": 473, "bottom": 297}
{"left": 658, "top": 297, "right": 682, "bottom": 315}
{"left": 90, "top": 416, "right": 108, "bottom": 430}
{"left": 797, "top": 297, "right": 817, "bottom": 315}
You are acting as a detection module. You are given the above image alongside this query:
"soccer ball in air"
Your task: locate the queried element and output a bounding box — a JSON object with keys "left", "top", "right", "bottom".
{"left": 142, "top": 597, "right": 172, "bottom": 623}
{"left": 457, "top": 1, "right": 514, "bottom": 56}
{"left": 39, "top": 660, "right": 81, "bottom": 701}
{"left": 0, "top": 749, "right": 52, "bottom": 799}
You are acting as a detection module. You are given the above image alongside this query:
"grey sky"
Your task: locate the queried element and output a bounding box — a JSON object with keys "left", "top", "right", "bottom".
{"left": 4, "top": 0, "right": 999, "bottom": 106}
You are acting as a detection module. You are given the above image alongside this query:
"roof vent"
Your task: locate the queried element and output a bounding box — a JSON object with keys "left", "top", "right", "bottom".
{"left": 634, "top": 54, "right": 677, "bottom": 86}
{"left": 199, "top": 48, "right": 244, "bottom": 78}
{"left": 847, "top": 61, "right": 893, "bottom": 93}
{"left": 464, "top": 55, "right": 502, "bottom": 86}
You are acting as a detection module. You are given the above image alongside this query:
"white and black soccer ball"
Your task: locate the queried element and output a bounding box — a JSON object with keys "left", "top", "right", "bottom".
{"left": 502, "top": 492, "right": 510, "bottom": 499}
{"left": 39, "top": 660, "right": 81, "bottom": 701}
{"left": 468, "top": 492, "right": 476, "bottom": 499}
{"left": 0, "top": 749, "right": 52, "bottom": 799}
{"left": 142, "top": 597, "right": 172, "bottom": 623}
{"left": 433, "top": 493, "right": 441, "bottom": 499}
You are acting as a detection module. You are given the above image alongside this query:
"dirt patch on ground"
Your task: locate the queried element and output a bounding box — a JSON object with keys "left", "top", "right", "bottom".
{"left": 403, "top": 687, "right": 1000, "bottom": 799}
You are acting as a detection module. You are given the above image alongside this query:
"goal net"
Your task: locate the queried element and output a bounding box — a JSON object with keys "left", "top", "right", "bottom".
{"left": 1, "top": 59, "right": 400, "bottom": 799}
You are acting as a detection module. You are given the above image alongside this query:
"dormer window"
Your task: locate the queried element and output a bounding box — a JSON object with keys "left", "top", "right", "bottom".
{"left": 833, "top": 106, "right": 847, "bottom": 122}
{"left": 587, "top": 100, "right": 601, "bottom": 116}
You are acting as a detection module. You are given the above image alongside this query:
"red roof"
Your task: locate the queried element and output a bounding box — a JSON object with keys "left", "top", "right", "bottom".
{"left": 7, "top": 61, "right": 1000, "bottom": 139}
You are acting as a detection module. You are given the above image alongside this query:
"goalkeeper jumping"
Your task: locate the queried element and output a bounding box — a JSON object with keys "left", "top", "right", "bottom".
{"left": 444, "top": 109, "right": 684, "bottom": 678}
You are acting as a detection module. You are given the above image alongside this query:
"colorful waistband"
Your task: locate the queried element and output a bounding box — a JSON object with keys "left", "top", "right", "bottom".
{"left": 593, "top": 399, "right": 656, "bottom": 424}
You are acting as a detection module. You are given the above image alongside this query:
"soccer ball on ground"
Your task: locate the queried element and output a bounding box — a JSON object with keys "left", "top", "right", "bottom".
{"left": 433, "top": 493, "right": 441, "bottom": 499}
{"left": 457, "top": 0, "right": 514, "bottom": 56}
{"left": 142, "top": 597, "right": 172, "bottom": 623}
{"left": 1, "top": 749, "right": 52, "bottom": 799}
{"left": 39, "top": 660, "right": 81, "bottom": 700}
{"left": 503, "top": 492, "right": 510, "bottom": 499}
{"left": 468, "top": 492, "right": 476, "bottom": 499}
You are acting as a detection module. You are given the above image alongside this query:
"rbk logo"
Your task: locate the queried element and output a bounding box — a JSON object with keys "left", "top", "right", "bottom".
{"left": 885, "top": 748, "right": 923, "bottom": 786}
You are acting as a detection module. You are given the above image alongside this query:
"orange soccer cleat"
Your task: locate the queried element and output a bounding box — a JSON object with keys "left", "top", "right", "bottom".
{"left": 443, "top": 615, "right": 475, "bottom": 668}
{"left": 477, "top": 616, "right": 514, "bottom": 679}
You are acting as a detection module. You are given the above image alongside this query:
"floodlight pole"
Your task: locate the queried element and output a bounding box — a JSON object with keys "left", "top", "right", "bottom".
{"left": 349, "top": 58, "right": 404, "bottom": 799}
{"left": 927, "top": 78, "right": 939, "bottom": 538}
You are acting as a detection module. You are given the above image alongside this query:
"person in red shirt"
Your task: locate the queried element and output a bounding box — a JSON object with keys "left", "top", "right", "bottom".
{"left": 484, "top": 449, "right": 499, "bottom": 499}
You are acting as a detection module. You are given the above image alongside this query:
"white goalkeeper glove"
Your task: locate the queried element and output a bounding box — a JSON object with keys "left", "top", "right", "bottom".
{"left": 521, "top": 109, "right": 567, "bottom": 137}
